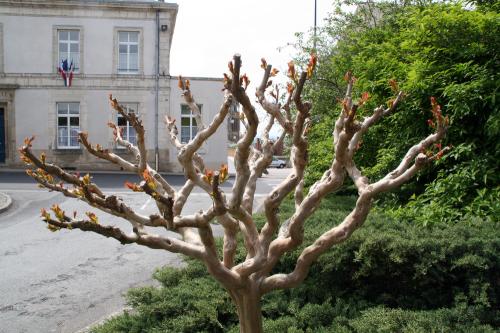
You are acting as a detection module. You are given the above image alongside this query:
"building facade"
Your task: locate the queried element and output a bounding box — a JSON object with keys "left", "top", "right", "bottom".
{"left": 0, "top": 0, "right": 227, "bottom": 172}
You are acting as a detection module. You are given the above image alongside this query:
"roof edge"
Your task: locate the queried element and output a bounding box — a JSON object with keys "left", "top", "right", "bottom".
{"left": 169, "top": 75, "right": 223, "bottom": 82}
{"left": 0, "top": 0, "right": 179, "bottom": 11}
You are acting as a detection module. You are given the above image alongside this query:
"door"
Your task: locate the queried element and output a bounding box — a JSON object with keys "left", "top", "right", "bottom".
{"left": 0, "top": 108, "right": 5, "bottom": 163}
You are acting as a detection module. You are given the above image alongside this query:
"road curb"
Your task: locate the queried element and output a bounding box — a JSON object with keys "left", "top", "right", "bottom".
{"left": 0, "top": 192, "right": 12, "bottom": 213}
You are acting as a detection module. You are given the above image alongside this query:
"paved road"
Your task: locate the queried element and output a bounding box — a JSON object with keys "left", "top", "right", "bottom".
{"left": 0, "top": 169, "right": 289, "bottom": 333}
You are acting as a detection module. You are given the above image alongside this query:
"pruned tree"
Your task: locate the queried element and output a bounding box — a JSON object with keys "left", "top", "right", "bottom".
{"left": 19, "top": 54, "right": 449, "bottom": 333}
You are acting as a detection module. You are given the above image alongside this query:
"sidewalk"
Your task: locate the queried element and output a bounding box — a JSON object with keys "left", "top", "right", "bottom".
{"left": 0, "top": 191, "right": 12, "bottom": 213}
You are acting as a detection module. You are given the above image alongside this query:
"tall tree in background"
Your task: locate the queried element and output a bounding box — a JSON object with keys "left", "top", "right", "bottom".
{"left": 20, "top": 54, "right": 448, "bottom": 332}
{"left": 302, "top": 0, "right": 499, "bottom": 223}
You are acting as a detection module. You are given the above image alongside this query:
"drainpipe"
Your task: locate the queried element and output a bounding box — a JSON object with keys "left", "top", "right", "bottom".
{"left": 154, "top": 9, "right": 160, "bottom": 171}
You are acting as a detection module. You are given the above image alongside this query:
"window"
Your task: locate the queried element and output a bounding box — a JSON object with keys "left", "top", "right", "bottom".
{"left": 117, "top": 103, "right": 138, "bottom": 145}
{"left": 57, "top": 103, "right": 80, "bottom": 149}
{"left": 58, "top": 30, "right": 79, "bottom": 72}
{"left": 181, "top": 104, "right": 201, "bottom": 144}
{"left": 118, "top": 31, "right": 139, "bottom": 73}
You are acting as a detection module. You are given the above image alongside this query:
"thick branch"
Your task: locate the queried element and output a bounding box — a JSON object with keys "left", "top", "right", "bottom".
{"left": 229, "top": 54, "right": 260, "bottom": 209}
{"left": 79, "top": 132, "right": 138, "bottom": 172}
{"left": 42, "top": 217, "right": 205, "bottom": 260}
{"left": 242, "top": 116, "right": 275, "bottom": 213}
{"left": 178, "top": 90, "right": 233, "bottom": 192}
{"left": 261, "top": 192, "right": 373, "bottom": 293}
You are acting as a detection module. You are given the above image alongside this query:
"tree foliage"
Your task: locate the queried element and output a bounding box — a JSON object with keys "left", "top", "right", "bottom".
{"left": 303, "top": 0, "right": 499, "bottom": 223}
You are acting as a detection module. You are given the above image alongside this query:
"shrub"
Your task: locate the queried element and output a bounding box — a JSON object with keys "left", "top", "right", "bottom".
{"left": 303, "top": 1, "right": 500, "bottom": 223}
{"left": 93, "top": 195, "right": 499, "bottom": 332}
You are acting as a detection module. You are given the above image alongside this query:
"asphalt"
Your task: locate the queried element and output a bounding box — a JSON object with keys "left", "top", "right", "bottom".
{"left": 0, "top": 167, "right": 291, "bottom": 333}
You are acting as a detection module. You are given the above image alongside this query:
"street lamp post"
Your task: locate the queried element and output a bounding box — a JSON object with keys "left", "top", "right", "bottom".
{"left": 314, "top": 0, "right": 317, "bottom": 51}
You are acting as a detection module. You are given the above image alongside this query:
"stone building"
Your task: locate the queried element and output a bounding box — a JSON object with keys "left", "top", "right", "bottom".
{"left": 0, "top": 0, "right": 227, "bottom": 172}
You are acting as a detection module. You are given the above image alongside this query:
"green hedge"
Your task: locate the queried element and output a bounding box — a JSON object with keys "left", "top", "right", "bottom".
{"left": 93, "top": 195, "right": 499, "bottom": 332}
{"left": 303, "top": 1, "right": 500, "bottom": 224}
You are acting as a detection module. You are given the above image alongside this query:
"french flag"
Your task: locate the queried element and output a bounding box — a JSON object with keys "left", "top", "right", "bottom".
{"left": 58, "top": 59, "right": 74, "bottom": 87}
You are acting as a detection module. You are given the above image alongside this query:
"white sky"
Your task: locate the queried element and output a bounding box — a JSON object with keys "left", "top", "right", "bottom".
{"left": 170, "top": 0, "right": 331, "bottom": 78}
{"left": 168, "top": 0, "right": 333, "bottom": 137}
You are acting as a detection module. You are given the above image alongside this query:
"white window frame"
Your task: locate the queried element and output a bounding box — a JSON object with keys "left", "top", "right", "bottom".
{"left": 180, "top": 104, "right": 201, "bottom": 144}
{"left": 53, "top": 25, "right": 83, "bottom": 74}
{"left": 117, "top": 31, "right": 139, "bottom": 74}
{"left": 57, "top": 102, "right": 80, "bottom": 149}
{"left": 116, "top": 103, "right": 138, "bottom": 147}
{"left": 58, "top": 29, "right": 80, "bottom": 73}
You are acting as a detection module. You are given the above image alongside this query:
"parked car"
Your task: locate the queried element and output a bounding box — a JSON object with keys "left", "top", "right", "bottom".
{"left": 269, "top": 156, "right": 287, "bottom": 168}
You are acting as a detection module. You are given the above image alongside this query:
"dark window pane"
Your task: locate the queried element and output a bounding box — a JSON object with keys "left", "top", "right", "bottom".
{"left": 117, "top": 117, "right": 127, "bottom": 126}
{"left": 69, "top": 117, "right": 79, "bottom": 126}
{"left": 181, "top": 117, "right": 190, "bottom": 126}
{"left": 58, "top": 117, "right": 67, "bottom": 126}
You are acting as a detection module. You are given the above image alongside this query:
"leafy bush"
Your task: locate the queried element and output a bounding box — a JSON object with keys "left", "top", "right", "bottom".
{"left": 303, "top": 1, "right": 500, "bottom": 224}
{"left": 349, "top": 306, "right": 497, "bottom": 333}
{"left": 93, "top": 195, "right": 499, "bottom": 332}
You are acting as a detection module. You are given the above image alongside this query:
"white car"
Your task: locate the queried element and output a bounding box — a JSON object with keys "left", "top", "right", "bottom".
{"left": 269, "top": 157, "right": 287, "bottom": 168}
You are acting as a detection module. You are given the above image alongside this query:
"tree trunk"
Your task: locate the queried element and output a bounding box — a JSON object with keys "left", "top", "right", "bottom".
{"left": 230, "top": 287, "right": 263, "bottom": 333}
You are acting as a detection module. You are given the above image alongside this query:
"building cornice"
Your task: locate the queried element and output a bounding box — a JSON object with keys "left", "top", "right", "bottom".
{"left": 0, "top": 1, "right": 179, "bottom": 22}
{"left": 0, "top": 74, "right": 172, "bottom": 90}
{"left": 169, "top": 75, "right": 223, "bottom": 82}
{"left": 0, "top": 0, "right": 178, "bottom": 11}
{"left": 0, "top": 84, "right": 19, "bottom": 90}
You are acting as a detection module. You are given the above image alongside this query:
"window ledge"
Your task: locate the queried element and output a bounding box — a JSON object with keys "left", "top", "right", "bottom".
{"left": 53, "top": 148, "right": 83, "bottom": 155}
{"left": 112, "top": 148, "right": 136, "bottom": 154}
{"left": 116, "top": 72, "right": 141, "bottom": 76}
